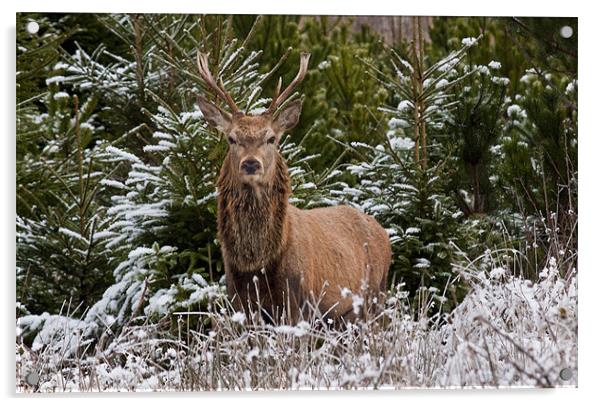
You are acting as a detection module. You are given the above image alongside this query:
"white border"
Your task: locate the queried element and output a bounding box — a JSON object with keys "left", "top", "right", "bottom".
{"left": 2, "top": 1, "right": 599, "bottom": 405}
{"left": 12, "top": 0, "right": 580, "bottom": 16}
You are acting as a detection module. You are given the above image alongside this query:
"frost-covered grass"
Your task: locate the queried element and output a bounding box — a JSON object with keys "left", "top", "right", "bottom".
{"left": 16, "top": 254, "right": 577, "bottom": 392}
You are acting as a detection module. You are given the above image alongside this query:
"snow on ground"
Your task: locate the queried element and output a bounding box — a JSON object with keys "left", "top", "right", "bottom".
{"left": 16, "top": 257, "right": 576, "bottom": 391}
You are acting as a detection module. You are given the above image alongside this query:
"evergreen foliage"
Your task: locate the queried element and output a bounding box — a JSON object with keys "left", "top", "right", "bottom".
{"left": 17, "top": 83, "right": 113, "bottom": 315}
{"left": 329, "top": 34, "right": 485, "bottom": 306}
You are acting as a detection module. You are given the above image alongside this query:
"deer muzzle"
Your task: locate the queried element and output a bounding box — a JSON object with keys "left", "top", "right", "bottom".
{"left": 240, "top": 158, "right": 262, "bottom": 175}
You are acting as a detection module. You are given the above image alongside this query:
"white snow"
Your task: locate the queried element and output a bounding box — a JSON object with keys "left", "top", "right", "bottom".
{"left": 105, "top": 146, "right": 142, "bottom": 164}
{"left": 507, "top": 104, "right": 527, "bottom": 119}
{"left": 388, "top": 117, "right": 410, "bottom": 129}
{"left": 351, "top": 294, "right": 364, "bottom": 315}
{"left": 16, "top": 260, "right": 577, "bottom": 391}
{"left": 58, "top": 227, "right": 88, "bottom": 243}
{"left": 389, "top": 136, "right": 415, "bottom": 151}
{"left": 231, "top": 312, "right": 246, "bottom": 325}
{"left": 461, "top": 37, "right": 478, "bottom": 47}
{"left": 45, "top": 76, "right": 66, "bottom": 85}
{"left": 299, "top": 182, "right": 316, "bottom": 190}
{"left": 100, "top": 179, "right": 126, "bottom": 189}
{"left": 566, "top": 80, "right": 577, "bottom": 95}
{"left": 397, "top": 100, "right": 413, "bottom": 112}
{"left": 492, "top": 76, "right": 510, "bottom": 86}
{"left": 53, "top": 92, "right": 70, "bottom": 100}
{"left": 490, "top": 267, "right": 506, "bottom": 279}
{"left": 413, "top": 258, "right": 431, "bottom": 268}
{"left": 318, "top": 60, "right": 331, "bottom": 70}
{"left": 488, "top": 61, "right": 502, "bottom": 70}
{"left": 127, "top": 247, "right": 155, "bottom": 259}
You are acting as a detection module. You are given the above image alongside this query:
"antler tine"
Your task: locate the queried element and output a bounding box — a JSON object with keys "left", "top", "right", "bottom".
{"left": 269, "top": 77, "right": 283, "bottom": 111}
{"left": 196, "top": 51, "right": 240, "bottom": 114}
{"left": 266, "top": 52, "right": 310, "bottom": 114}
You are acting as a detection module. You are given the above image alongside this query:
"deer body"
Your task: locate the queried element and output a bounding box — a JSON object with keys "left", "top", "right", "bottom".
{"left": 197, "top": 52, "right": 391, "bottom": 322}
{"left": 218, "top": 151, "right": 391, "bottom": 321}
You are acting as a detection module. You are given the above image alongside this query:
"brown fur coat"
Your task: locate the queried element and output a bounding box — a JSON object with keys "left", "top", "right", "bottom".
{"left": 217, "top": 152, "right": 391, "bottom": 323}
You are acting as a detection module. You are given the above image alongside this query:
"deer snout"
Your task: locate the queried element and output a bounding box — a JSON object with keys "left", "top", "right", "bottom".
{"left": 240, "top": 158, "right": 262, "bottom": 175}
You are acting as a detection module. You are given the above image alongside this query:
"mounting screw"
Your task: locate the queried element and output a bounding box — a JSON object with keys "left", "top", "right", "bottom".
{"left": 26, "top": 21, "right": 39, "bottom": 35}
{"left": 25, "top": 371, "right": 40, "bottom": 386}
{"left": 559, "top": 368, "right": 573, "bottom": 381}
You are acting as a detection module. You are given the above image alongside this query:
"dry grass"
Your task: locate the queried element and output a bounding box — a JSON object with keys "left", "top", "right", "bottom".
{"left": 16, "top": 252, "right": 577, "bottom": 392}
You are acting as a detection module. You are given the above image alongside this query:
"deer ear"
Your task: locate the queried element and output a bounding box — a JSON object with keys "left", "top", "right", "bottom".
{"left": 273, "top": 99, "right": 303, "bottom": 132}
{"left": 198, "top": 96, "right": 231, "bottom": 132}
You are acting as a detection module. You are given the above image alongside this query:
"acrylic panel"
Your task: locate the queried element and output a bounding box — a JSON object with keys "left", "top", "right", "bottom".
{"left": 15, "top": 13, "right": 578, "bottom": 391}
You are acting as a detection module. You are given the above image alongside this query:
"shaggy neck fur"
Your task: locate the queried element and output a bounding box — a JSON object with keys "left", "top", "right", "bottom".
{"left": 217, "top": 152, "right": 290, "bottom": 273}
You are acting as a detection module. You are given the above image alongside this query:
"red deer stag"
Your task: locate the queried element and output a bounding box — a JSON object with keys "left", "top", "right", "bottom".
{"left": 196, "top": 51, "right": 391, "bottom": 323}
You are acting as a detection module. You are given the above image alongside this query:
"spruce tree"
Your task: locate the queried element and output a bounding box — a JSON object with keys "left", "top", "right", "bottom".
{"left": 331, "top": 29, "right": 482, "bottom": 308}
{"left": 17, "top": 84, "right": 114, "bottom": 315}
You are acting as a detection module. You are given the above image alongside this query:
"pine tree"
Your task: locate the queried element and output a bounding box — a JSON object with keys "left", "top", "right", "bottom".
{"left": 330, "top": 32, "right": 482, "bottom": 308}
{"left": 445, "top": 57, "right": 509, "bottom": 215}
{"left": 497, "top": 70, "right": 577, "bottom": 277}
{"left": 17, "top": 84, "right": 114, "bottom": 316}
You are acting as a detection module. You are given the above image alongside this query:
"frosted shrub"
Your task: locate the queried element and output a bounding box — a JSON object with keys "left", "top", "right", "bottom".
{"left": 438, "top": 256, "right": 577, "bottom": 387}
{"left": 17, "top": 255, "right": 577, "bottom": 391}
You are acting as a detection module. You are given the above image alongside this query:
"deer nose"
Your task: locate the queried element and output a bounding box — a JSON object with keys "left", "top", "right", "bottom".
{"left": 241, "top": 159, "right": 261, "bottom": 174}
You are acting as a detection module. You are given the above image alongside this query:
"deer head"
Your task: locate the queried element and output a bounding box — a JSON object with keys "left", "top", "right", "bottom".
{"left": 197, "top": 51, "right": 310, "bottom": 187}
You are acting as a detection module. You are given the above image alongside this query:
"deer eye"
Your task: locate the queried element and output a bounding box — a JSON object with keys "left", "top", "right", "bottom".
{"left": 227, "top": 136, "right": 236, "bottom": 145}
{"left": 267, "top": 136, "right": 276, "bottom": 145}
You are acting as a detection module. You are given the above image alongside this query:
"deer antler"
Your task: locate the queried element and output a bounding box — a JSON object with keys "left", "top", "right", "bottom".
{"left": 196, "top": 51, "right": 241, "bottom": 114}
{"left": 265, "top": 52, "right": 311, "bottom": 115}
